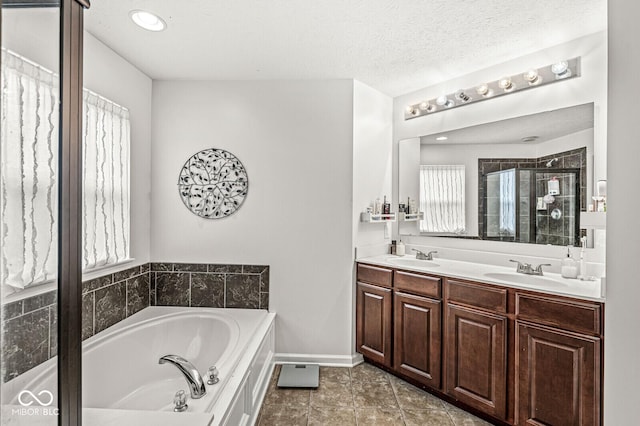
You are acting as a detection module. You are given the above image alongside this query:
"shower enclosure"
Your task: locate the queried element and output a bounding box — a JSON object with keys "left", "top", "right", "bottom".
{"left": 1, "top": 1, "right": 87, "bottom": 425}
{"left": 483, "top": 168, "right": 581, "bottom": 246}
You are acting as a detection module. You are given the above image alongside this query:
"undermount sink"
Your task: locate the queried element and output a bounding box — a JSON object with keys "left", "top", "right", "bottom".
{"left": 483, "top": 272, "right": 568, "bottom": 287}
{"left": 386, "top": 257, "right": 440, "bottom": 268}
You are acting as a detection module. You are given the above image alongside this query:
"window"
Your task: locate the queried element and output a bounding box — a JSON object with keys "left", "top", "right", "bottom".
{"left": 419, "top": 165, "right": 466, "bottom": 234}
{"left": 1, "top": 49, "right": 130, "bottom": 291}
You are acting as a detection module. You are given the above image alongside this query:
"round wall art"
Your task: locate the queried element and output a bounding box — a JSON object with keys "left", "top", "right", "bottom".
{"left": 178, "top": 148, "right": 248, "bottom": 218}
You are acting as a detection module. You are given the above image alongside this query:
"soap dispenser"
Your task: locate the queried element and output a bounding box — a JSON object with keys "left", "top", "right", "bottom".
{"left": 396, "top": 240, "right": 406, "bottom": 256}
{"left": 561, "top": 246, "right": 578, "bottom": 279}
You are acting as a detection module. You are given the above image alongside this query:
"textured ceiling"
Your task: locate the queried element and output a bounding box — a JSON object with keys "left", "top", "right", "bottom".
{"left": 84, "top": 0, "right": 607, "bottom": 96}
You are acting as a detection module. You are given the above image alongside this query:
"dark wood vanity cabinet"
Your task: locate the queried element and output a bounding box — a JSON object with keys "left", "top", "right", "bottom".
{"left": 445, "top": 280, "right": 508, "bottom": 420}
{"left": 356, "top": 264, "right": 393, "bottom": 367}
{"left": 393, "top": 270, "right": 442, "bottom": 389}
{"left": 514, "top": 293, "right": 603, "bottom": 426}
{"left": 355, "top": 262, "right": 604, "bottom": 426}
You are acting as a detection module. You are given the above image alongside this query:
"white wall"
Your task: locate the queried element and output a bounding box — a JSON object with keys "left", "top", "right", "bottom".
{"left": 392, "top": 32, "right": 607, "bottom": 260}
{"left": 352, "top": 80, "right": 393, "bottom": 249}
{"left": 151, "top": 80, "right": 357, "bottom": 361}
{"left": 352, "top": 80, "right": 393, "bottom": 352}
{"left": 605, "top": 1, "right": 640, "bottom": 422}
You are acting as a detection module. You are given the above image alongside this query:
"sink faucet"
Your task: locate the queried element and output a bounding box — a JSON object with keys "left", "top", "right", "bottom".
{"left": 413, "top": 249, "right": 438, "bottom": 260}
{"left": 509, "top": 260, "right": 551, "bottom": 276}
{"left": 159, "top": 355, "right": 207, "bottom": 399}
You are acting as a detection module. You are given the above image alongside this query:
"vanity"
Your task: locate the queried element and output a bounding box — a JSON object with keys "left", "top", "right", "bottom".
{"left": 355, "top": 255, "right": 603, "bottom": 426}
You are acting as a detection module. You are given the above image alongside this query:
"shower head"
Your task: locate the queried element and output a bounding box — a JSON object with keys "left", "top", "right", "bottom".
{"left": 545, "top": 158, "right": 558, "bottom": 167}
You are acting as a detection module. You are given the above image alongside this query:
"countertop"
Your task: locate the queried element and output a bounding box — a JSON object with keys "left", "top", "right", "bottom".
{"left": 357, "top": 254, "right": 604, "bottom": 302}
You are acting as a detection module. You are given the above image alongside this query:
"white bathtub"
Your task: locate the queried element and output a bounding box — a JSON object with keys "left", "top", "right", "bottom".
{"left": 1, "top": 306, "right": 276, "bottom": 425}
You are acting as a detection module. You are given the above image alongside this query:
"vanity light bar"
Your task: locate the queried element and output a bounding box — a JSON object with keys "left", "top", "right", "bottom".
{"left": 404, "top": 57, "right": 581, "bottom": 120}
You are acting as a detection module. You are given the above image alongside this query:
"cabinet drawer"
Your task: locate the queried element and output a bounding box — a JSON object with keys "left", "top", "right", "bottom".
{"left": 447, "top": 279, "right": 507, "bottom": 313}
{"left": 394, "top": 270, "right": 441, "bottom": 298}
{"left": 357, "top": 263, "right": 393, "bottom": 288}
{"left": 516, "top": 293, "right": 602, "bottom": 335}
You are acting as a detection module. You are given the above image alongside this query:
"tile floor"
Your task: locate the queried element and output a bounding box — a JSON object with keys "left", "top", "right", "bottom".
{"left": 257, "top": 362, "right": 493, "bottom": 425}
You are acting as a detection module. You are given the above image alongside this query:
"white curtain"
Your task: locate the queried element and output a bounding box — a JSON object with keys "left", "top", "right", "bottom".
{"left": 419, "top": 165, "right": 466, "bottom": 233}
{"left": 499, "top": 170, "right": 516, "bottom": 236}
{"left": 82, "top": 90, "right": 130, "bottom": 270}
{"left": 1, "top": 50, "right": 59, "bottom": 289}
{"left": 1, "top": 49, "right": 130, "bottom": 289}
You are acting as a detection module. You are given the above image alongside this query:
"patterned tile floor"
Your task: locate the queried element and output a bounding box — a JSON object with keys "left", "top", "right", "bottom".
{"left": 257, "top": 362, "right": 493, "bottom": 425}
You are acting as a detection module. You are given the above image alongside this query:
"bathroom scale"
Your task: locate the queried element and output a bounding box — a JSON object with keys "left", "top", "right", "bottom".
{"left": 277, "top": 364, "right": 319, "bottom": 388}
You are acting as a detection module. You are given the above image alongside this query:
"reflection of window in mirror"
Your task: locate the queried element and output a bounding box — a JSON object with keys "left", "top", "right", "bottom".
{"left": 485, "top": 169, "right": 516, "bottom": 238}
{"left": 419, "top": 165, "right": 466, "bottom": 233}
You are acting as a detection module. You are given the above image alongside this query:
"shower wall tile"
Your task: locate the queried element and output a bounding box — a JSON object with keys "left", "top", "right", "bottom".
{"left": 23, "top": 290, "right": 56, "bottom": 313}
{"left": 191, "top": 273, "right": 225, "bottom": 308}
{"left": 155, "top": 272, "right": 190, "bottom": 306}
{"left": 82, "top": 292, "right": 95, "bottom": 341}
{"left": 126, "top": 274, "right": 150, "bottom": 316}
{"left": 150, "top": 262, "right": 270, "bottom": 310}
{"left": 1, "top": 307, "right": 50, "bottom": 382}
{"left": 173, "top": 263, "right": 208, "bottom": 273}
{"left": 226, "top": 274, "right": 260, "bottom": 309}
{"left": 94, "top": 281, "right": 127, "bottom": 334}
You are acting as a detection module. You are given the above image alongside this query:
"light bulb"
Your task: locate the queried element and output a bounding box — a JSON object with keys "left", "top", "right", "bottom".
{"left": 523, "top": 69, "right": 542, "bottom": 85}
{"left": 476, "top": 83, "right": 494, "bottom": 97}
{"left": 419, "top": 101, "right": 435, "bottom": 112}
{"left": 436, "top": 95, "right": 449, "bottom": 106}
{"left": 405, "top": 105, "right": 416, "bottom": 115}
{"left": 130, "top": 10, "right": 167, "bottom": 31}
{"left": 498, "top": 77, "right": 515, "bottom": 92}
{"left": 551, "top": 61, "right": 571, "bottom": 79}
{"left": 444, "top": 99, "right": 455, "bottom": 108}
{"left": 454, "top": 90, "right": 471, "bottom": 102}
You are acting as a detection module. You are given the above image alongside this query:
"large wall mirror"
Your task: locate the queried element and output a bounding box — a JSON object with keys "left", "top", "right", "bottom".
{"left": 398, "top": 102, "right": 599, "bottom": 247}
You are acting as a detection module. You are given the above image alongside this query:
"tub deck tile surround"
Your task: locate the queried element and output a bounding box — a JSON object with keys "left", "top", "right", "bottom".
{"left": 1, "top": 262, "right": 270, "bottom": 382}
{"left": 258, "top": 363, "right": 491, "bottom": 426}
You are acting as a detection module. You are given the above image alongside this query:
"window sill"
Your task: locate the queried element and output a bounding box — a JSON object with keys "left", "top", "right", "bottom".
{"left": 2, "top": 258, "right": 139, "bottom": 305}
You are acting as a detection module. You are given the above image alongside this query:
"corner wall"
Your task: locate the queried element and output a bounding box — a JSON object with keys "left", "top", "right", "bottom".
{"left": 150, "top": 80, "right": 356, "bottom": 362}
{"left": 605, "top": 1, "right": 640, "bottom": 422}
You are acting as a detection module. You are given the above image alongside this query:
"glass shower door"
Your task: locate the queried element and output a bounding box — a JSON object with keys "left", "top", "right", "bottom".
{"left": 1, "top": 2, "right": 61, "bottom": 424}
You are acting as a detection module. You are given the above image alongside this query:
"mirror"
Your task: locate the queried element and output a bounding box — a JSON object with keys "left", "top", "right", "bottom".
{"left": 398, "top": 102, "right": 597, "bottom": 247}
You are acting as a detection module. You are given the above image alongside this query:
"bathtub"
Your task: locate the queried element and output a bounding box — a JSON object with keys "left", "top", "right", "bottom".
{"left": 1, "top": 306, "right": 276, "bottom": 425}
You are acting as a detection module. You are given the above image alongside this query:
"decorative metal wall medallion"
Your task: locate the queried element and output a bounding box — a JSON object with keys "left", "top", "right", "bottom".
{"left": 178, "top": 148, "right": 248, "bottom": 218}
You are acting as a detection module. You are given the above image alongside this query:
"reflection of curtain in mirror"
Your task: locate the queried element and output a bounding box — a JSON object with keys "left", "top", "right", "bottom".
{"left": 499, "top": 170, "right": 516, "bottom": 236}
{"left": 419, "top": 165, "right": 465, "bottom": 233}
{"left": 1, "top": 49, "right": 59, "bottom": 289}
{"left": 1, "top": 49, "right": 130, "bottom": 290}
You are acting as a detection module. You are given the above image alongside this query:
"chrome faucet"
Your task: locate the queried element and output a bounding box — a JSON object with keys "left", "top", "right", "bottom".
{"left": 159, "top": 355, "right": 207, "bottom": 399}
{"left": 413, "top": 249, "right": 438, "bottom": 260}
{"left": 509, "top": 260, "right": 551, "bottom": 276}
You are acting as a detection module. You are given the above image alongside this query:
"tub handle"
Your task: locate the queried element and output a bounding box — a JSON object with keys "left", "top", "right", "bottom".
{"left": 173, "top": 390, "right": 188, "bottom": 412}
{"left": 207, "top": 366, "right": 220, "bottom": 385}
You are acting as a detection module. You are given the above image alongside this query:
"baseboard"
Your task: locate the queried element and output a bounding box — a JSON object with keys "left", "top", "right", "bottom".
{"left": 274, "top": 352, "right": 364, "bottom": 367}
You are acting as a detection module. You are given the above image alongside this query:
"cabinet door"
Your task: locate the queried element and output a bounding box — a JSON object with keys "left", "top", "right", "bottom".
{"left": 394, "top": 291, "right": 441, "bottom": 389}
{"left": 446, "top": 303, "right": 507, "bottom": 420}
{"left": 356, "top": 282, "right": 393, "bottom": 367}
{"left": 516, "top": 322, "right": 601, "bottom": 426}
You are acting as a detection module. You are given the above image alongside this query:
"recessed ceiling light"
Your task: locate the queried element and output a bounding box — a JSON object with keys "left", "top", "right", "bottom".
{"left": 436, "top": 136, "right": 448, "bottom": 141}
{"left": 130, "top": 10, "right": 166, "bottom": 32}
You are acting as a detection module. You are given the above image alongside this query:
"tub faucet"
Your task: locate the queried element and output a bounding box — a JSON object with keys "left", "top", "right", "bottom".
{"left": 158, "top": 355, "right": 207, "bottom": 399}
